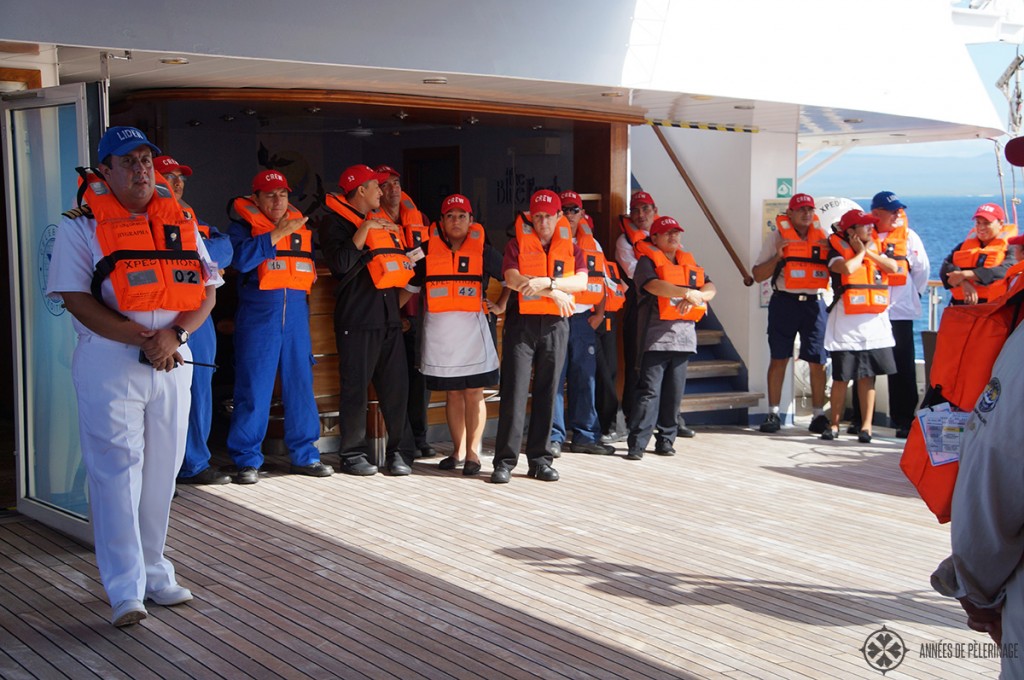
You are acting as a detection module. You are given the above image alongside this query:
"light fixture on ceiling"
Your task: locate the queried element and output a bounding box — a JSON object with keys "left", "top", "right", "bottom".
{"left": 532, "top": 125, "right": 544, "bottom": 130}
{"left": 187, "top": 119, "right": 201, "bottom": 127}
{"left": 306, "top": 106, "right": 321, "bottom": 114}
{"left": 734, "top": 104, "right": 754, "bottom": 110}
{"left": 690, "top": 94, "right": 713, "bottom": 101}
{"left": 221, "top": 114, "right": 235, "bottom": 122}
{"left": 423, "top": 77, "right": 448, "bottom": 85}
{"left": 466, "top": 116, "right": 479, "bottom": 125}
{"left": 159, "top": 56, "right": 190, "bottom": 65}
{"left": 600, "top": 91, "right": 624, "bottom": 98}
{"left": 452, "top": 125, "right": 463, "bottom": 130}
{"left": 242, "top": 108, "right": 257, "bottom": 116}
{"left": 843, "top": 118, "right": 863, "bottom": 124}
{"left": 394, "top": 110, "right": 409, "bottom": 120}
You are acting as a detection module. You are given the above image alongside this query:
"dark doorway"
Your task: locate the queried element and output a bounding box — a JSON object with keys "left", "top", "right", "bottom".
{"left": 403, "top": 146, "right": 460, "bottom": 221}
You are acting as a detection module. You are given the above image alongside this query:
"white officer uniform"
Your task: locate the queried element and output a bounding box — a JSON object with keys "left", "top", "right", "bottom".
{"left": 46, "top": 207, "right": 222, "bottom": 606}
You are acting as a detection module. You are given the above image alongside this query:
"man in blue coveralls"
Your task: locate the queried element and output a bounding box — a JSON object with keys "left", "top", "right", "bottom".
{"left": 225, "top": 169, "right": 334, "bottom": 484}
{"left": 157, "top": 155, "right": 234, "bottom": 486}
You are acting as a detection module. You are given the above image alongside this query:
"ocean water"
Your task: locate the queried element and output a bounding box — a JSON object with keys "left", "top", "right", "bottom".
{"left": 846, "top": 194, "right": 1019, "bottom": 359}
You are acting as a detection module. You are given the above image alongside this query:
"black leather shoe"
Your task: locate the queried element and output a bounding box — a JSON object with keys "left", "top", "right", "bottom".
{"left": 386, "top": 458, "right": 412, "bottom": 476}
{"left": 654, "top": 444, "right": 676, "bottom": 456}
{"left": 808, "top": 414, "right": 830, "bottom": 435}
{"left": 463, "top": 460, "right": 482, "bottom": 476}
{"left": 821, "top": 428, "right": 837, "bottom": 441}
{"left": 547, "top": 441, "right": 562, "bottom": 458}
{"left": 847, "top": 424, "right": 860, "bottom": 435}
{"left": 677, "top": 426, "right": 696, "bottom": 438}
{"left": 234, "top": 466, "right": 259, "bottom": 485}
{"left": 290, "top": 461, "right": 334, "bottom": 477}
{"left": 417, "top": 445, "right": 436, "bottom": 459}
{"left": 527, "top": 464, "right": 559, "bottom": 482}
{"left": 438, "top": 455, "right": 459, "bottom": 471}
{"left": 858, "top": 431, "right": 872, "bottom": 444}
{"left": 625, "top": 449, "right": 644, "bottom": 460}
{"left": 341, "top": 457, "right": 378, "bottom": 476}
{"left": 490, "top": 466, "right": 511, "bottom": 484}
{"left": 178, "top": 466, "right": 231, "bottom": 485}
{"left": 569, "top": 440, "right": 615, "bottom": 455}
{"left": 895, "top": 427, "right": 910, "bottom": 439}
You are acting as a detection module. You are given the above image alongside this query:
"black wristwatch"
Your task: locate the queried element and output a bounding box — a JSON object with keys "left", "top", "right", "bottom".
{"left": 172, "top": 325, "right": 189, "bottom": 346}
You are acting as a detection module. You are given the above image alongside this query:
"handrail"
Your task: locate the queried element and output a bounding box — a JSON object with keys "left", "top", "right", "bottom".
{"left": 652, "top": 126, "right": 755, "bottom": 287}
{"left": 925, "top": 279, "right": 945, "bottom": 331}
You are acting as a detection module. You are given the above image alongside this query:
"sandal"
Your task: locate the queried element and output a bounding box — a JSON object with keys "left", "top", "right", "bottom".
{"left": 438, "top": 456, "right": 460, "bottom": 470}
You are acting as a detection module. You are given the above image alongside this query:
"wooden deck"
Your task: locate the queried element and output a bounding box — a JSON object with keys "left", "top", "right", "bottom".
{"left": 0, "top": 421, "right": 1001, "bottom": 679}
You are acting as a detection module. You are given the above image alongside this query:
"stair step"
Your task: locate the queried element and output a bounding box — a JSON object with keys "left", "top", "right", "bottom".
{"left": 687, "top": 359, "right": 741, "bottom": 379}
{"left": 696, "top": 329, "right": 724, "bottom": 346}
{"left": 681, "top": 391, "right": 764, "bottom": 413}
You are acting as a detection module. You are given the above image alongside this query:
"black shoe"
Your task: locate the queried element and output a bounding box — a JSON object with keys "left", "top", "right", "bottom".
{"left": 341, "top": 457, "right": 378, "bottom": 476}
{"left": 290, "top": 461, "right": 334, "bottom": 477}
{"left": 895, "top": 427, "right": 910, "bottom": 439}
{"left": 417, "top": 445, "right": 436, "bottom": 459}
{"left": 438, "top": 455, "right": 459, "bottom": 471}
{"left": 463, "top": 460, "right": 482, "bottom": 476}
{"left": 490, "top": 466, "right": 511, "bottom": 484}
{"left": 625, "top": 449, "right": 644, "bottom": 460}
{"left": 759, "top": 413, "right": 781, "bottom": 433}
{"left": 601, "top": 431, "right": 625, "bottom": 444}
{"left": 654, "top": 444, "right": 676, "bottom": 456}
{"left": 527, "top": 464, "right": 559, "bottom": 482}
{"left": 847, "top": 424, "right": 860, "bottom": 435}
{"left": 821, "top": 428, "right": 837, "bottom": 441}
{"left": 568, "top": 440, "right": 615, "bottom": 455}
{"left": 547, "top": 441, "right": 562, "bottom": 458}
{"left": 677, "top": 426, "right": 696, "bottom": 439}
{"left": 808, "top": 414, "right": 830, "bottom": 435}
{"left": 386, "top": 458, "right": 412, "bottom": 476}
{"left": 234, "top": 466, "right": 260, "bottom": 485}
{"left": 858, "top": 431, "right": 872, "bottom": 444}
{"left": 178, "top": 466, "right": 231, "bottom": 485}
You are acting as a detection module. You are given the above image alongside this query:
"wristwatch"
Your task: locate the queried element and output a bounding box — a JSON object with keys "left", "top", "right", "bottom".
{"left": 172, "top": 325, "right": 189, "bottom": 346}
{"left": 550, "top": 277, "right": 558, "bottom": 291}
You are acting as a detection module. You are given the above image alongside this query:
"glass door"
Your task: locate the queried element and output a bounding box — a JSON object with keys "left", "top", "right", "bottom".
{"left": 2, "top": 82, "right": 101, "bottom": 542}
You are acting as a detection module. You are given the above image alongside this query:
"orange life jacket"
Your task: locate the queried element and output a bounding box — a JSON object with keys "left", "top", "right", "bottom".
{"left": 368, "top": 191, "right": 429, "bottom": 248}
{"left": 79, "top": 167, "right": 206, "bottom": 312}
{"left": 775, "top": 214, "right": 830, "bottom": 290}
{"left": 635, "top": 240, "right": 707, "bottom": 322}
{"left": 949, "top": 223, "right": 1018, "bottom": 302}
{"left": 900, "top": 274, "right": 1024, "bottom": 523}
{"left": 603, "top": 260, "right": 628, "bottom": 313}
{"left": 232, "top": 196, "right": 316, "bottom": 293}
{"left": 828, "top": 234, "right": 890, "bottom": 314}
{"left": 877, "top": 210, "right": 911, "bottom": 286}
{"left": 324, "top": 193, "right": 415, "bottom": 289}
{"left": 424, "top": 222, "right": 486, "bottom": 313}
{"left": 514, "top": 212, "right": 576, "bottom": 315}
{"left": 181, "top": 204, "right": 210, "bottom": 239}
{"left": 574, "top": 221, "right": 607, "bottom": 306}
{"left": 618, "top": 214, "right": 655, "bottom": 247}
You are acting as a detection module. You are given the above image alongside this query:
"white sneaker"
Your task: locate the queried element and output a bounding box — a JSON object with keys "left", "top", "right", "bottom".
{"left": 146, "top": 584, "right": 193, "bottom": 606}
{"left": 111, "top": 599, "right": 147, "bottom": 627}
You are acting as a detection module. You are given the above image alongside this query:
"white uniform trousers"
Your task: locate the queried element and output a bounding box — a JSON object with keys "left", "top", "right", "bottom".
{"left": 71, "top": 335, "right": 192, "bottom": 605}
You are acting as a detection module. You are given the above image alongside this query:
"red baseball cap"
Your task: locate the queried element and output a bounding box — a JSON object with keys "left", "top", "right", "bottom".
{"left": 559, "top": 190, "right": 582, "bottom": 208}
{"left": 338, "top": 164, "right": 389, "bottom": 193}
{"left": 375, "top": 164, "right": 400, "bottom": 179}
{"left": 1007, "top": 234, "right": 1024, "bottom": 246}
{"left": 440, "top": 194, "right": 472, "bottom": 215}
{"left": 252, "top": 169, "right": 290, "bottom": 192}
{"left": 530, "top": 189, "right": 561, "bottom": 216}
{"left": 788, "top": 193, "right": 814, "bottom": 210}
{"left": 974, "top": 203, "right": 1006, "bottom": 222}
{"left": 838, "top": 209, "right": 879, "bottom": 230}
{"left": 630, "top": 191, "right": 655, "bottom": 210}
{"left": 154, "top": 156, "right": 192, "bottom": 176}
{"left": 649, "top": 216, "right": 684, "bottom": 235}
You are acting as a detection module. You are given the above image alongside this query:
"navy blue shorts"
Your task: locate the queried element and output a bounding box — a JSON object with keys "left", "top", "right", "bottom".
{"left": 767, "top": 293, "right": 828, "bottom": 364}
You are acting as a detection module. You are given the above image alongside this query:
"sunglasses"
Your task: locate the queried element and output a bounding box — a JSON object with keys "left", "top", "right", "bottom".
{"left": 563, "top": 206, "right": 581, "bottom": 214}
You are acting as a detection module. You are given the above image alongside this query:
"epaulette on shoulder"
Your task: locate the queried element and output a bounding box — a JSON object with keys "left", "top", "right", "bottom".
{"left": 62, "top": 205, "right": 93, "bottom": 220}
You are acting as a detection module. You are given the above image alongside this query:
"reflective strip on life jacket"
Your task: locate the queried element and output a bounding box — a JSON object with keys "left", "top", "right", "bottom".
{"left": 324, "top": 193, "right": 415, "bottom": 289}
{"left": 81, "top": 167, "right": 206, "bottom": 312}
{"left": 828, "top": 234, "right": 890, "bottom": 314}
{"left": 775, "top": 214, "right": 830, "bottom": 290}
{"left": 635, "top": 240, "right": 707, "bottom": 322}
{"left": 515, "top": 212, "right": 576, "bottom": 315}
{"left": 424, "top": 222, "right": 486, "bottom": 313}
{"left": 232, "top": 196, "right": 316, "bottom": 293}
{"left": 603, "top": 260, "right": 628, "bottom": 313}
{"left": 574, "top": 221, "right": 607, "bottom": 306}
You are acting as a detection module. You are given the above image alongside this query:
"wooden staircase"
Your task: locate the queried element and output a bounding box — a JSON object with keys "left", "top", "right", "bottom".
{"left": 681, "top": 322, "right": 763, "bottom": 425}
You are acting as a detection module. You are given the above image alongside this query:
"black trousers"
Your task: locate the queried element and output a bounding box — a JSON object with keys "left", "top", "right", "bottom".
{"left": 594, "top": 314, "right": 621, "bottom": 435}
{"left": 493, "top": 313, "right": 569, "bottom": 470}
{"left": 621, "top": 288, "right": 639, "bottom": 422}
{"left": 627, "top": 351, "right": 691, "bottom": 452}
{"left": 336, "top": 326, "right": 413, "bottom": 464}
{"left": 403, "top": 321, "right": 430, "bottom": 449}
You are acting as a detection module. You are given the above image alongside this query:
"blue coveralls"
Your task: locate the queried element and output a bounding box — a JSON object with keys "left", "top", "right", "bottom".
{"left": 226, "top": 219, "right": 320, "bottom": 469}
{"left": 178, "top": 221, "right": 234, "bottom": 479}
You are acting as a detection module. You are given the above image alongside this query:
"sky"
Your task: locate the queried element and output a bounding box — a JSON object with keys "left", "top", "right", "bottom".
{"left": 801, "top": 41, "right": 1023, "bottom": 198}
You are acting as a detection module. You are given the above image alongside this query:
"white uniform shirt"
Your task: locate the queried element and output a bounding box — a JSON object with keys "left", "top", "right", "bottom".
{"left": 615, "top": 232, "right": 642, "bottom": 279}
{"left": 885, "top": 227, "right": 930, "bottom": 322}
{"left": 46, "top": 211, "right": 223, "bottom": 339}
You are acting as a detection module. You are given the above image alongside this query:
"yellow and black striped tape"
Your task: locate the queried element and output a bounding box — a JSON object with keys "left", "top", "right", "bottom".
{"left": 646, "top": 119, "right": 759, "bottom": 134}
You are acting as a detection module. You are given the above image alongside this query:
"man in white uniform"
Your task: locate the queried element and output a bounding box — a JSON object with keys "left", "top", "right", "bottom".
{"left": 47, "top": 126, "right": 220, "bottom": 626}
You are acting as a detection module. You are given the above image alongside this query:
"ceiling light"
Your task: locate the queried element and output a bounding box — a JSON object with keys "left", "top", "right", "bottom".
{"left": 734, "top": 104, "right": 754, "bottom": 110}
{"left": 601, "top": 91, "right": 624, "bottom": 98}
{"left": 221, "top": 114, "right": 235, "bottom": 122}
{"left": 159, "top": 57, "right": 190, "bottom": 65}
{"left": 187, "top": 119, "right": 201, "bottom": 127}
{"left": 466, "top": 116, "right": 479, "bottom": 125}
{"left": 242, "top": 108, "right": 257, "bottom": 116}
{"left": 690, "top": 94, "right": 713, "bottom": 101}
{"left": 532, "top": 125, "right": 544, "bottom": 130}
{"left": 394, "top": 110, "right": 409, "bottom": 120}
{"left": 423, "top": 77, "right": 448, "bottom": 85}
{"left": 306, "top": 106, "right": 321, "bottom": 114}
{"left": 843, "top": 118, "right": 863, "bottom": 124}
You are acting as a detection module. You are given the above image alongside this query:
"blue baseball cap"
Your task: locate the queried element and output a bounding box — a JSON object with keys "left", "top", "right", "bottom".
{"left": 97, "top": 126, "right": 161, "bottom": 162}
{"left": 870, "top": 191, "right": 907, "bottom": 212}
